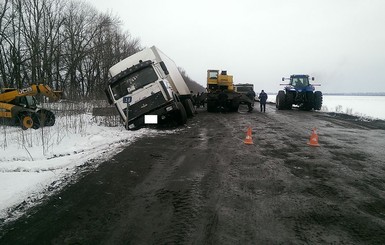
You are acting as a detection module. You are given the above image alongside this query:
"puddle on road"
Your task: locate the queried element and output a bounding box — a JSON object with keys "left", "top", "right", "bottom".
{"left": 194, "top": 128, "right": 209, "bottom": 150}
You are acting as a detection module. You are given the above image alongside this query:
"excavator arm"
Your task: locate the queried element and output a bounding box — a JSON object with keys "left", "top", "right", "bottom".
{"left": 0, "top": 84, "right": 61, "bottom": 130}
{"left": 0, "top": 84, "right": 61, "bottom": 103}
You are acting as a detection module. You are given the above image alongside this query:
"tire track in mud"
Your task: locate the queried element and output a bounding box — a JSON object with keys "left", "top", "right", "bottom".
{"left": 128, "top": 117, "right": 225, "bottom": 244}
{"left": 195, "top": 112, "right": 295, "bottom": 244}
{"left": 264, "top": 107, "right": 385, "bottom": 243}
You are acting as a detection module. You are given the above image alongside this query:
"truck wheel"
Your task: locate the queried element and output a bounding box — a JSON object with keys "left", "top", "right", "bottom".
{"left": 183, "top": 98, "right": 195, "bottom": 118}
{"left": 314, "top": 91, "right": 323, "bottom": 110}
{"left": 230, "top": 98, "right": 240, "bottom": 112}
{"left": 276, "top": 91, "right": 286, "bottom": 110}
{"left": 176, "top": 102, "right": 187, "bottom": 125}
{"left": 231, "top": 103, "right": 240, "bottom": 112}
{"left": 19, "top": 113, "right": 33, "bottom": 130}
{"left": 207, "top": 100, "right": 217, "bottom": 112}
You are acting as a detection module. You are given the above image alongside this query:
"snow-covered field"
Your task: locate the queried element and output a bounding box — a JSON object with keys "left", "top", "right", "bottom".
{"left": 321, "top": 95, "right": 385, "bottom": 120}
{"left": 267, "top": 95, "right": 385, "bottom": 120}
{"left": 0, "top": 106, "right": 174, "bottom": 223}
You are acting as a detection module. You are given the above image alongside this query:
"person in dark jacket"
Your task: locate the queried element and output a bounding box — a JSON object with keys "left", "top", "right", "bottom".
{"left": 246, "top": 89, "right": 256, "bottom": 112}
{"left": 258, "top": 90, "right": 268, "bottom": 112}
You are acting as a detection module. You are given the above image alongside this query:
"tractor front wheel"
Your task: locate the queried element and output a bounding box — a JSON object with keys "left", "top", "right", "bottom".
{"left": 285, "top": 92, "right": 294, "bottom": 109}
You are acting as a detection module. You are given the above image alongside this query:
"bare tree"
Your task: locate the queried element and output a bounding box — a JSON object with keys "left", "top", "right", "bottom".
{"left": 0, "top": 0, "right": 25, "bottom": 88}
{"left": 1, "top": 0, "right": 198, "bottom": 102}
{"left": 0, "top": 0, "right": 11, "bottom": 88}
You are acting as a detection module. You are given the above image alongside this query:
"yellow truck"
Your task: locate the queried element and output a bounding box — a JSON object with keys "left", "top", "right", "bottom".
{"left": 0, "top": 84, "right": 61, "bottom": 129}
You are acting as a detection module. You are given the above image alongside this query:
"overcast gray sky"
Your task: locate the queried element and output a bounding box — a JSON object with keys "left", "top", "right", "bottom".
{"left": 87, "top": 0, "right": 385, "bottom": 93}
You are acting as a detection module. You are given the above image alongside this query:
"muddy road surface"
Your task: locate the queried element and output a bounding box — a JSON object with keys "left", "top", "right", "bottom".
{"left": 1, "top": 104, "right": 385, "bottom": 244}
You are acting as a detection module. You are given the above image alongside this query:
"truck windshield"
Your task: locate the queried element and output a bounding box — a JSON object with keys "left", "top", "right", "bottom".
{"left": 236, "top": 86, "right": 253, "bottom": 93}
{"left": 111, "top": 67, "right": 158, "bottom": 100}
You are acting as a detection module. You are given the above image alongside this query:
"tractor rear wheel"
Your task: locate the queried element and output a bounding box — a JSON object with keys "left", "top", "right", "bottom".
{"left": 314, "top": 91, "right": 323, "bottom": 110}
{"left": 276, "top": 91, "right": 286, "bottom": 110}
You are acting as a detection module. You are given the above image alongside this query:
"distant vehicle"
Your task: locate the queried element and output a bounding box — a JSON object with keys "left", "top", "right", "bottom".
{"left": 206, "top": 70, "right": 253, "bottom": 112}
{"left": 0, "top": 84, "right": 61, "bottom": 130}
{"left": 234, "top": 83, "right": 254, "bottom": 95}
{"left": 105, "top": 46, "right": 195, "bottom": 130}
{"left": 276, "top": 74, "right": 322, "bottom": 111}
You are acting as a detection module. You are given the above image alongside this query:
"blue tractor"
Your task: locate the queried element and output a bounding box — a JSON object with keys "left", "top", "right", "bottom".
{"left": 276, "top": 74, "right": 322, "bottom": 111}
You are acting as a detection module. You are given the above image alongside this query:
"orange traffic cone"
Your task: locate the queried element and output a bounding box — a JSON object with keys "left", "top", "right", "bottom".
{"left": 244, "top": 127, "right": 253, "bottom": 145}
{"left": 307, "top": 128, "right": 320, "bottom": 147}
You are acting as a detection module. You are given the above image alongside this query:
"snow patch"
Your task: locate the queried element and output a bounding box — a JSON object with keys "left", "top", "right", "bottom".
{"left": 0, "top": 114, "right": 175, "bottom": 223}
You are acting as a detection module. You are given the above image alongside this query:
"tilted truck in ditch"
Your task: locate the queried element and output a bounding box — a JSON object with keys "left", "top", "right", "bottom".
{"left": 105, "top": 46, "right": 195, "bottom": 130}
{"left": 0, "top": 84, "right": 60, "bottom": 129}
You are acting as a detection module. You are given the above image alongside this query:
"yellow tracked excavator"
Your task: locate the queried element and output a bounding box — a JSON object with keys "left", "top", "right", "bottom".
{"left": 0, "top": 84, "right": 61, "bottom": 130}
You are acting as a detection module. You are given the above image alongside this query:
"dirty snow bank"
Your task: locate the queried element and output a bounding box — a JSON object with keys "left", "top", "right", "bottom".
{"left": 0, "top": 113, "right": 172, "bottom": 223}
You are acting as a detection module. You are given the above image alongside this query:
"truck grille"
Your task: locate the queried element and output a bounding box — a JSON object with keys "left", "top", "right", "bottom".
{"left": 125, "top": 91, "right": 167, "bottom": 120}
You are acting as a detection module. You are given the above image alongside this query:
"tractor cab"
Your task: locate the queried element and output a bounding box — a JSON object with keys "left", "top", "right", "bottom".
{"left": 291, "top": 76, "right": 309, "bottom": 88}
{"left": 287, "top": 75, "right": 313, "bottom": 89}
{"left": 282, "top": 75, "right": 315, "bottom": 93}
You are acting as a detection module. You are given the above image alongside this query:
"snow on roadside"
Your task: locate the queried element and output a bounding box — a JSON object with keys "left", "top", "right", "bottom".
{"left": 0, "top": 114, "right": 173, "bottom": 223}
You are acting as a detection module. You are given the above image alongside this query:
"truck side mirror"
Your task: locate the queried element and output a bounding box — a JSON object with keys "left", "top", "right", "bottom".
{"left": 282, "top": 77, "right": 285, "bottom": 81}
{"left": 160, "top": 61, "right": 169, "bottom": 75}
{"left": 312, "top": 77, "right": 315, "bottom": 81}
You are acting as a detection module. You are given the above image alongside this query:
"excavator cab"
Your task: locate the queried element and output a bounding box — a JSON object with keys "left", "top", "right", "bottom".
{"left": 207, "top": 70, "right": 234, "bottom": 92}
{"left": 10, "top": 96, "right": 38, "bottom": 110}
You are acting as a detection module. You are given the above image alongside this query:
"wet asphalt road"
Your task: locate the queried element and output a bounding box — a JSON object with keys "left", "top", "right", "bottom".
{"left": 1, "top": 104, "right": 385, "bottom": 244}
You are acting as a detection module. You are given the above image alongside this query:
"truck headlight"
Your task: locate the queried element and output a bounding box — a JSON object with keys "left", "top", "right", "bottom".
{"left": 166, "top": 106, "right": 173, "bottom": 112}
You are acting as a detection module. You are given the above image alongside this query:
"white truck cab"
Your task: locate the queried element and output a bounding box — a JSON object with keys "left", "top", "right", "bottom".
{"left": 105, "top": 46, "right": 195, "bottom": 129}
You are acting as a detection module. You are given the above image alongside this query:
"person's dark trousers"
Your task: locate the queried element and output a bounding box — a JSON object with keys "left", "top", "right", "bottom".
{"left": 260, "top": 103, "right": 266, "bottom": 112}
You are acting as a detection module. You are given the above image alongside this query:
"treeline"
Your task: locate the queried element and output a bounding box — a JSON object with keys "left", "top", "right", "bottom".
{"left": 179, "top": 67, "right": 205, "bottom": 94}
{"left": 323, "top": 92, "right": 385, "bottom": 96}
{"left": 0, "top": 0, "right": 202, "bottom": 101}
